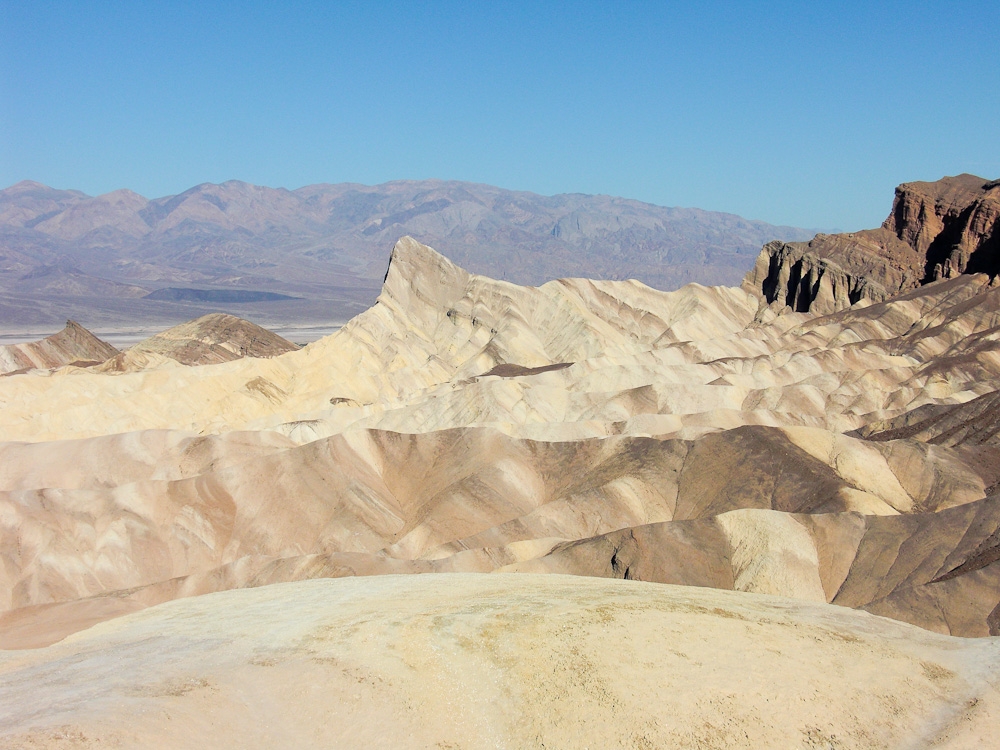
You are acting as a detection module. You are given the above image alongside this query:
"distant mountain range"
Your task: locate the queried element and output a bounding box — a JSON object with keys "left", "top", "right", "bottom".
{"left": 0, "top": 178, "right": 815, "bottom": 327}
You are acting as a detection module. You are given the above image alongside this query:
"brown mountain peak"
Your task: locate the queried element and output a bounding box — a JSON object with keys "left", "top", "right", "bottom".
{"left": 744, "top": 173, "right": 1000, "bottom": 314}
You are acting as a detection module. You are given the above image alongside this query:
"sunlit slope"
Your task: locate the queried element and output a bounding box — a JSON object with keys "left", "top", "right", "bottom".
{"left": 4, "top": 237, "right": 1000, "bottom": 649}
{"left": 3, "top": 421, "right": 999, "bottom": 639}
{"left": 2, "top": 576, "right": 998, "bottom": 750}
{"left": 1, "top": 238, "right": 999, "bottom": 444}
{"left": 0, "top": 320, "right": 117, "bottom": 374}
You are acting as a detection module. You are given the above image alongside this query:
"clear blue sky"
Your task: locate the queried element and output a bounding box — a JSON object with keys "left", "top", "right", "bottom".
{"left": 2, "top": 1, "right": 997, "bottom": 229}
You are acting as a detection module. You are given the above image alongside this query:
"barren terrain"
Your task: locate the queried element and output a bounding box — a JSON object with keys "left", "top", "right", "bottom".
{"left": 2, "top": 175, "right": 999, "bottom": 747}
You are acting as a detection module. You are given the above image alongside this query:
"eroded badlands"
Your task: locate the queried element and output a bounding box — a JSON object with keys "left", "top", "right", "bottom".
{"left": 3, "top": 185, "right": 1000, "bottom": 745}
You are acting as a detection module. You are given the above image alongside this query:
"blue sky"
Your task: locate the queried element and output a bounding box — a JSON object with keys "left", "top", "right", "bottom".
{"left": 2, "top": 1, "right": 997, "bottom": 229}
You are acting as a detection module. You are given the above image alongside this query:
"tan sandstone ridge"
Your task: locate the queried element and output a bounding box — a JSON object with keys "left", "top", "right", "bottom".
{"left": 4, "top": 213, "right": 1000, "bottom": 745}
{"left": 3, "top": 235, "right": 1000, "bottom": 444}
{"left": 854, "top": 389, "right": 1000, "bottom": 447}
{"left": 743, "top": 174, "right": 1000, "bottom": 314}
{"left": 0, "top": 320, "right": 117, "bottom": 374}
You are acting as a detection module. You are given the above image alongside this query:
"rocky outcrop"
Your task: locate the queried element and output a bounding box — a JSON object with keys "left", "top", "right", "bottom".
{"left": 885, "top": 173, "right": 1000, "bottom": 281}
{"left": 0, "top": 320, "right": 118, "bottom": 374}
{"left": 744, "top": 174, "right": 1000, "bottom": 314}
{"left": 96, "top": 313, "right": 299, "bottom": 371}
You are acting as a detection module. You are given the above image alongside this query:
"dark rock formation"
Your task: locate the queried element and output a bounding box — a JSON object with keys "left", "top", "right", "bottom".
{"left": 886, "top": 174, "right": 1000, "bottom": 282}
{"left": 744, "top": 174, "right": 1000, "bottom": 314}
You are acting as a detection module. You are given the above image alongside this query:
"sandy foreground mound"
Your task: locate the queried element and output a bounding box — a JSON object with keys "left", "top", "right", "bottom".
{"left": 1, "top": 574, "right": 998, "bottom": 750}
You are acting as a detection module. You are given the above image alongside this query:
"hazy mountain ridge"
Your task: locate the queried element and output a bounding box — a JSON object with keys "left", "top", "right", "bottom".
{"left": 0, "top": 178, "right": 815, "bottom": 326}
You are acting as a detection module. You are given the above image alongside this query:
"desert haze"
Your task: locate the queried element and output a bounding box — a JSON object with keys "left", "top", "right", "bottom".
{"left": 1, "top": 174, "right": 1000, "bottom": 748}
{"left": 0, "top": 178, "right": 813, "bottom": 327}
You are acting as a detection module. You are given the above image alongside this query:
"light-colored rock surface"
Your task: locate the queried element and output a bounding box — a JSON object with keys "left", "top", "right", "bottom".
{"left": 852, "top": 389, "right": 1000, "bottom": 447}
{"left": 2, "top": 575, "right": 999, "bottom": 750}
{"left": 4, "top": 421, "right": 996, "bottom": 639}
{"left": 1, "top": 239, "right": 1000, "bottom": 642}
{"left": 2, "top": 237, "right": 1000, "bottom": 445}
